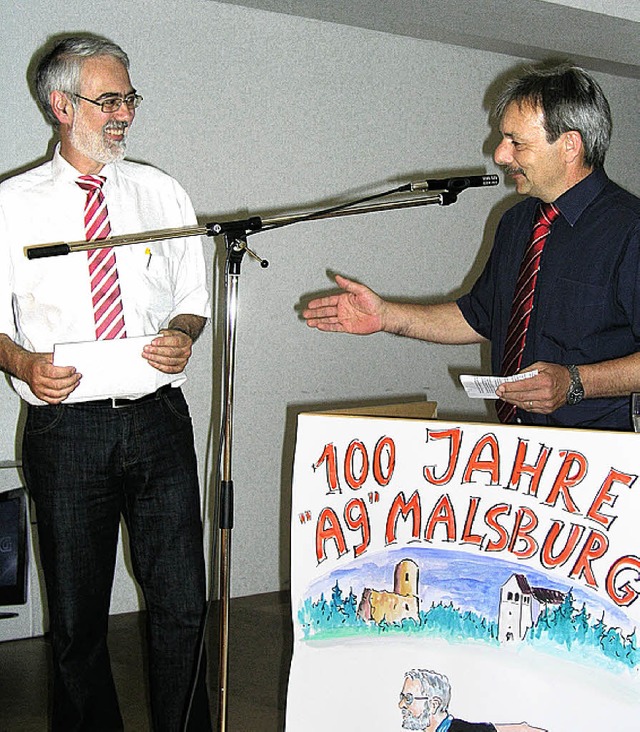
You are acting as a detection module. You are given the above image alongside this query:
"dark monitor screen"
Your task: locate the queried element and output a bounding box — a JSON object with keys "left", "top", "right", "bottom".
{"left": 0, "top": 488, "right": 28, "bottom": 606}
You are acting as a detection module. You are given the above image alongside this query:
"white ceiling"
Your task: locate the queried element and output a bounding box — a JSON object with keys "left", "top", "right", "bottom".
{"left": 213, "top": 0, "right": 640, "bottom": 78}
{"left": 544, "top": 0, "right": 639, "bottom": 22}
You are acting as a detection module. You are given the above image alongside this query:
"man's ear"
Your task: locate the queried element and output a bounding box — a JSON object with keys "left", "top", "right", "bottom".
{"left": 563, "top": 129, "right": 584, "bottom": 165}
{"left": 50, "top": 90, "right": 74, "bottom": 127}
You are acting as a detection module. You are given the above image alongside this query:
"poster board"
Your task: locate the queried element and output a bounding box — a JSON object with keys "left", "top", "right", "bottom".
{"left": 287, "top": 411, "right": 640, "bottom": 731}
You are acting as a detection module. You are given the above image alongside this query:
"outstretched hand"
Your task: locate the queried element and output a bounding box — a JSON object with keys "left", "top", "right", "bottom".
{"left": 302, "top": 274, "right": 386, "bottom": 335}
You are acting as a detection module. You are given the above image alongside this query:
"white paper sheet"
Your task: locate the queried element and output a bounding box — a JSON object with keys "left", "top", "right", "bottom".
{"left": 459, "top": 369, "right": 539, "bottom": 399}
{"left": 53, "top": 335, "right": 184, "bottom": 402}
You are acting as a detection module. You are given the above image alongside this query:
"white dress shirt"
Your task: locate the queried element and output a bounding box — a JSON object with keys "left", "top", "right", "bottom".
{"left": 0, "top": 147, "right": 210, "bottom": 404}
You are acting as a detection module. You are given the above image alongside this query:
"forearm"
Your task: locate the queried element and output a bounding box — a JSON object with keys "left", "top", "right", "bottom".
{"left": 579, "top": 351, "right": 640, "bottom": 399}
{"left": 500, "top": 352, "right": 640, "bottom": 415}
{"left": 381, "top": 301, "right": 486, "bottom": 345}
{"left": 0, "top": 333, "right": 36, "bottom": 382}
{"left": 166, "top": 314, "right": 207, "bottom": 343}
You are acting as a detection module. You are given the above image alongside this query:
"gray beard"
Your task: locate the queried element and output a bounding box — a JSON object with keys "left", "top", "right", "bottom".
{"left": 70, "top": 119, "right": 127, "bottom": 165}
{"left": 401, "top": 710, "right": 431, "bottom": 730}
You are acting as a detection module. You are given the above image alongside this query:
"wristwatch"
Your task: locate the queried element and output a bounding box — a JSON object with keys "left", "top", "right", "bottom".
{"left": 565, "top": 364, "right": 585, "bottom": 405}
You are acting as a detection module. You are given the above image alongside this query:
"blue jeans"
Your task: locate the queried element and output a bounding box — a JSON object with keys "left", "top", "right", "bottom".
{"left": 23, "top": 387, "right": 211, "bottom": 731}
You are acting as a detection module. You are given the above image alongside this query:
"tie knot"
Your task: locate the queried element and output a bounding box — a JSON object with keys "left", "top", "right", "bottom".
{"left": 539, "top": 201, "right": 560, "bottom": 226}
{"left": 76, "top": 175, "right": 106, "bottom": 193}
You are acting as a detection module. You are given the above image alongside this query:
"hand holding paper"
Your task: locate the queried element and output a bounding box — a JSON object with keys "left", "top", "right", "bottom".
{"left": 460, "top": 370, "right": 539, "bottom": 399}
{"left": 21, "top": 351, "right": 81, "bottom": 405}
{"left": 142, "top": 329, "right": 193, "bottom": 374}
{"left": 54, "top": 335, "right": 184, "bottom": 403}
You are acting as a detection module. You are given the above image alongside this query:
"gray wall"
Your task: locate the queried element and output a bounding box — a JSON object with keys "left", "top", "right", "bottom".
{"left": 1, "top": 0, "right": 638, "bottom": 607}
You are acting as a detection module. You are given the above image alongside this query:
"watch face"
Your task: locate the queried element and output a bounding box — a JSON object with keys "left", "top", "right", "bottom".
{"left": 567, "top": 389, "right": 584, "bottom": 405}
{"left": 566, "top": 365, "right": 584, "bottom": 405}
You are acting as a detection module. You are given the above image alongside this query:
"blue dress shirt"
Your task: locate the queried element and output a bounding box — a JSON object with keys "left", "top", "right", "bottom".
{"left": 436, "top": 714, "right": 496, "bottom": 731}
{"left": 458, "top": 168, "right": 640, "bottom": 431}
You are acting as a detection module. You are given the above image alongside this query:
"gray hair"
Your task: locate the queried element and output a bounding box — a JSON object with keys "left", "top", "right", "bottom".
{"left": 35, "top": 36, "right": 130, "bottom": 127}
{"left": 494, "top": 61, "right": 612, "bottom": 169}
{"left": 405, "top": 669, "right": 451, "bottom": 713}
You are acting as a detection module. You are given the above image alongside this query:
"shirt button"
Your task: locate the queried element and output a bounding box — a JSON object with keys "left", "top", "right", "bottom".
{"left": 516, "top": 417, "right": 522, "bottom": 424}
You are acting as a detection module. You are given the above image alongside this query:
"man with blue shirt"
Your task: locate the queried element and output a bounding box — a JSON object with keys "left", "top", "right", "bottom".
{"left": 398, "top": 669, "right": 546, "bottom": 731}
{"left": 303, "top": 62, "right": 640, "bottom": 431}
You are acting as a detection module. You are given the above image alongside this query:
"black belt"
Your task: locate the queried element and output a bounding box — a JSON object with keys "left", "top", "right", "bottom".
{"left": 69, "top": 384, "right": 173, "bottom": 408}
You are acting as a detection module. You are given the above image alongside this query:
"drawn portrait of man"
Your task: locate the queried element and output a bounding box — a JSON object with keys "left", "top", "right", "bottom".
{"left": 399, "top": 669, "right": 547, "bottom": 732}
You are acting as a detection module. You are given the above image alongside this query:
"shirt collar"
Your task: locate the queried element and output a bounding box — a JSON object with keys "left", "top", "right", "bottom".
{"left": 435, "top": 714, "right": 453, "bottom": 732}
{"left": 552, "top": 167, "right": 609, "bottom": 226}
{"left": 51, "top": 143, "right": 119, "bottom": 187}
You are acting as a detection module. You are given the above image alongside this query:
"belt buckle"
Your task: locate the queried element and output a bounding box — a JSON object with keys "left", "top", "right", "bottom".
{"left": 110, "top": 397, "right": 129, "bottom": 409}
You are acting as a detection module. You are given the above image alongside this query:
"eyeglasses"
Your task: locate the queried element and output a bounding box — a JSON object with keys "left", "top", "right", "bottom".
{"left": 399, "top": 693, "right": 430, "bottom": 705}
{"left": 70, "top": 92, "right": 143, "bottom": 113}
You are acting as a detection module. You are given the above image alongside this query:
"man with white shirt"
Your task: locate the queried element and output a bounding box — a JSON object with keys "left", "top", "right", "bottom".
{"left": 0, "top": 35, "right": 211, "bottom": 730}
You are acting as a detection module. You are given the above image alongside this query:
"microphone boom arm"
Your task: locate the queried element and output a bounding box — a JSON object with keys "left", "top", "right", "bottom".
{"left": 23, "top": 190, "right": 450, "bottom": 258}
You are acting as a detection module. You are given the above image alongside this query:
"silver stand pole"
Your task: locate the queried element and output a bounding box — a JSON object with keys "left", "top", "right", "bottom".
{"left": 213, "top": 225, "right": 269, "bottom": 731}
{"left": 216, "top": 257, "right": 237, "bottom": 732}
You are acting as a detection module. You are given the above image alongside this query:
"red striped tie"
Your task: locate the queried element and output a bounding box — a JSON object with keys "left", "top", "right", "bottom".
{"left": 76, "top": 175, "right": 126, "bottom": 340}
{"left": 496, "top": 202, "right": 560, "bottom": 423}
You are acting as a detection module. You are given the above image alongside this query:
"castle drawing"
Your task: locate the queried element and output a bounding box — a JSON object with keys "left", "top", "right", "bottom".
{"left": 498, "top": 572, "right": 565, "bottom": 642}
{"left": 357, "top": 558, "right": 420, "bottom": 625}
{"left": 356, "top": 559, "right": 565, "bottom": 644}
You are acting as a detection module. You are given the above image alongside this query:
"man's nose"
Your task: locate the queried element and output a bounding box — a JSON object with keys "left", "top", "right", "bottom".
{"left": 113, "top": 102, "right": 134, "bottom": 123}
{"left": 494, "top": 139, "right": 511, "bottom": 166}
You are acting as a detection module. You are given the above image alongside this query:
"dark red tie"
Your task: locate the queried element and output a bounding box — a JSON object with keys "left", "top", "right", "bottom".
{"left": 76, "top": 175, "right": 126, "bottom": 340}
{"left": 496, "top": 202, "right": 560, "bottom": 423}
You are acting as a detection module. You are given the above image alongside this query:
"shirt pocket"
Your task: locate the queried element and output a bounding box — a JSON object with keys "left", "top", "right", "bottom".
{"left": 538, "top": 277, "right": 606, "bottom": 359}
{"left": 123, "top": 250, "right": 175, "bottom": 328}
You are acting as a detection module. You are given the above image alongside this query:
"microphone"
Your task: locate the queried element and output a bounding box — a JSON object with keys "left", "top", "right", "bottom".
{"left": 409, "top": 174, "right": 499, "bottom": 192}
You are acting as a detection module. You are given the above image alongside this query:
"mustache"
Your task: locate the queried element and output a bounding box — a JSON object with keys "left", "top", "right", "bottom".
{"left": 103, "top": 120, "right": 129, "bottom": 133}
{"left": 503, "top": 165, "right": 525, "bottom": 176}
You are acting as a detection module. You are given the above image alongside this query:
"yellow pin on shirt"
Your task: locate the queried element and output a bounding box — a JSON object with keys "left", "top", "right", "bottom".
{"left": 145, "top": 247, "right": 152, "bottom": 268}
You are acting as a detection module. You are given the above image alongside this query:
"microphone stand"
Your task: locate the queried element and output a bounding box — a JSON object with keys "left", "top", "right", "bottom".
{"left": 213, "top": 217, "right": 264, "bottom": 731}
{"left": 23, "top": 178, "right": 483, "bottom": 731}
{"left": 23, "top": 188, "right": 455, "bottom": 259}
